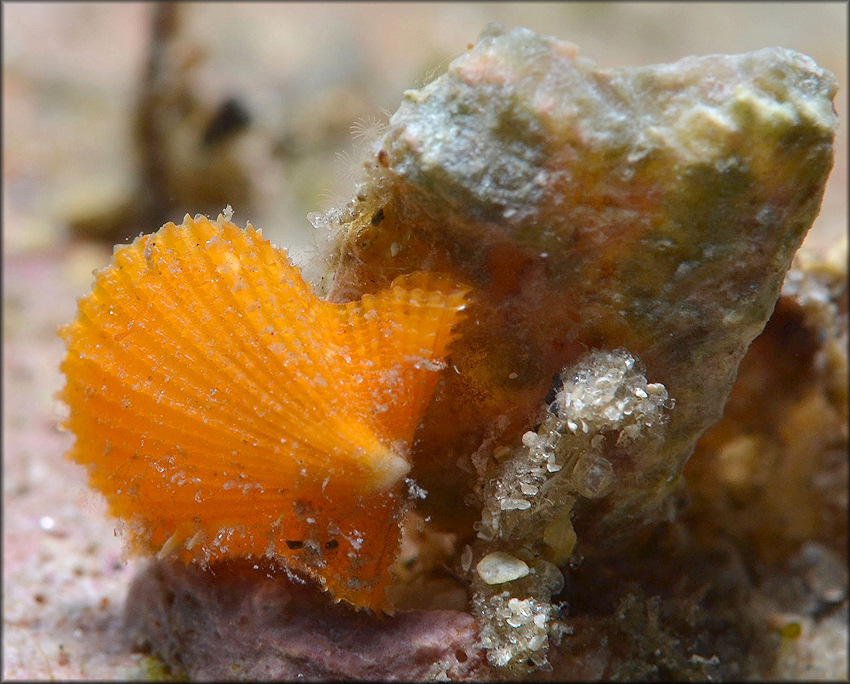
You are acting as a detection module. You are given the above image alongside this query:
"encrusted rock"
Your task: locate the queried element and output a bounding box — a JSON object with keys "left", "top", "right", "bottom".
{"left": 320, "top": 24, "right": 839, "bottom": 554}
{"left": 475, "top": 349, "right": 670, "bottom": 558}
{"left": 475, "top": 591, "right": 555, "bottom": 670}
{"left": 313, "top": 23, "right": 838, "bottom": 671}
{"left": 469, "top": 348, "right": 671, "bottom": 670}
{"left": 124, "top": 560, "right": 490, "bottom": 681}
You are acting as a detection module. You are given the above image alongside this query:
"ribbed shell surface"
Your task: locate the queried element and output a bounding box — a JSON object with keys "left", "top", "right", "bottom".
{"left": 59, "top": 213, "right": 468, "bottom": 611}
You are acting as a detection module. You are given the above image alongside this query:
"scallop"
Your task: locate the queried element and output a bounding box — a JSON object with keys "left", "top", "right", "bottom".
{"left": 59, "top": 213, "right": 469, "bottom": 611}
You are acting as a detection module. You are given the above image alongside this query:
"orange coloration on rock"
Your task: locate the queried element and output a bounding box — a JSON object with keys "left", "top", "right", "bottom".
{"left": 59, "top": 213, "right": 468, "bottom": 611}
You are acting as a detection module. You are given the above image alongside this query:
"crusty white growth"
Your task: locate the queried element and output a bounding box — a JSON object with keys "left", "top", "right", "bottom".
{"left": 470, "top": 348, "right": 672, "bottom": 672}
{"left": 477, "top": 592, "right": 555, "bottom": 668}
{"left": 476, "top": 348, "right": 671, "bottom": 553}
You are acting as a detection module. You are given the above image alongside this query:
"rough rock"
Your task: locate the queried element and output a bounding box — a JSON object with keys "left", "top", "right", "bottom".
{"left": 320, "top": 23, "right": 839, "bottom": 552}
{"left": 684, "top": 247, "right": 848, "bottom": 564}
{"left": 124, "top": 559, "right": 490, "bottom": 681}
{"left": 309, "top": 23, "right": 840, "bottom": 671}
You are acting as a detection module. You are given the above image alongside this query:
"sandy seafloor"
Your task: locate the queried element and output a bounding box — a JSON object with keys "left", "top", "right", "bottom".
{"left": 3, "top": 3, "right": 846, "bottom": 679}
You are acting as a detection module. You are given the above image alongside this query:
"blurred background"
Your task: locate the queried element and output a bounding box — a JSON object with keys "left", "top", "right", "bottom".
{"left": 3, "top": 3, "right": 846, "bottom": 679}
{"left": 4, "top": 2, "right": 846, "bottom": 259}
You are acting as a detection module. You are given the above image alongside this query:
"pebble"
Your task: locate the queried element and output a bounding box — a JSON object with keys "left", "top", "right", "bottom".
{"left": 476, "top": 551, "right": 530, "bottom": 584}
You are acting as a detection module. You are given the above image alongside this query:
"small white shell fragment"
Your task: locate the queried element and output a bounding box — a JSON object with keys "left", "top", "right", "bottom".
{"left": 490, "top": 646, "right": 513, "bottom": 667}
{"left": 461, "top": 544, "right": 473, "bottom": 572}
{"left": 528, "top": 633, "right": 547, "bottom": 651}
{"left": 500, "top": 497, "right": 532, "bottom": 511}
{"left": 476, "top": 551, "right": 531, "bottom": 584}
{"left": 545, "top": 457, "right": 562, "bottom": 473}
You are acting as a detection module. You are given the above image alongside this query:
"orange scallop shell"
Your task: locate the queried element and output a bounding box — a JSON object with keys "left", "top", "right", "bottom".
{"left": 59, "top": 213, "right": 468, "bottom": 611}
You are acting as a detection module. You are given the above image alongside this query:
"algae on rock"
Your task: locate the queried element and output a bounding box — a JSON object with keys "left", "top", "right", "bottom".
{"left": 318, "top": 21, "right": 838, "bottom": 545}
{"left": 314, "top": 23, "right": 839, "bottom": 672}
